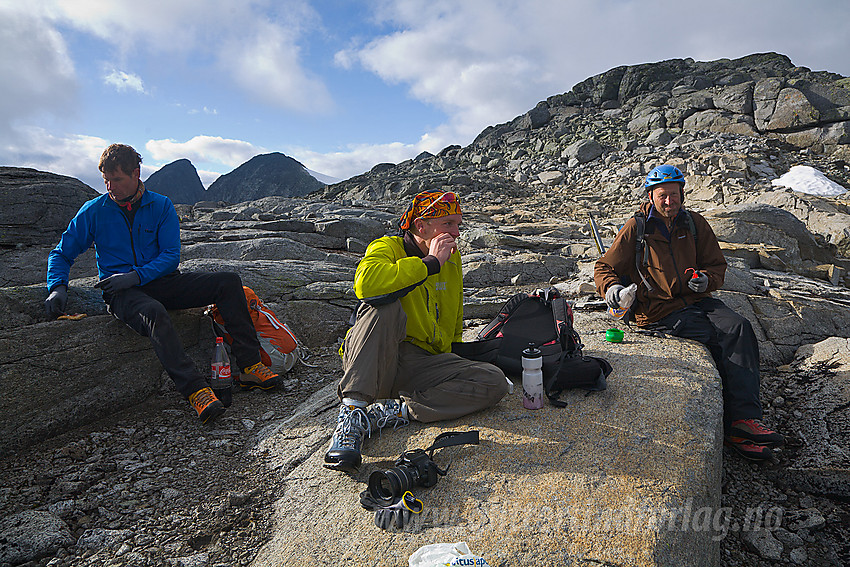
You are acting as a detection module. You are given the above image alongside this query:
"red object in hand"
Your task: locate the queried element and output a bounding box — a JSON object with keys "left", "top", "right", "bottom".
{"left": 685, "top": 267, "right": 701, "bottom": 279}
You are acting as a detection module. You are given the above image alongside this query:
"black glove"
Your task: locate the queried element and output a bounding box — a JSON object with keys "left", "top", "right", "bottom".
{"left": 688, "top": 271, "right": 708, "bottom": 293}
{"left": 45, "top": 285, "right": 68, "bottom": 319}
{"left": 94, "top": 271, "right": 140, "bottom": 293}
{"left": 604, "top": 284, "right": 625, "bottom": 310}
{"left": 360, "top": 490, "right": 423, "bottom": 530}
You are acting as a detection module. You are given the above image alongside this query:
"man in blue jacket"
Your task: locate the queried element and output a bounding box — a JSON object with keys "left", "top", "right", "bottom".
{"left": 45, "top": 144, "right": 282, "bottom": 424}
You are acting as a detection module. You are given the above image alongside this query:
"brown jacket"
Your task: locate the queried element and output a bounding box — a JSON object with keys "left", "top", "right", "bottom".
{"left": 594, "top": 202, "right": 727, "bottom": 326}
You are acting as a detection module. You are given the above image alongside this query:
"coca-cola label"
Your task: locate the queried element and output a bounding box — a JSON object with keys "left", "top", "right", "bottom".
{"left": 212, "top": 364, "right": 231, "bottom": 380}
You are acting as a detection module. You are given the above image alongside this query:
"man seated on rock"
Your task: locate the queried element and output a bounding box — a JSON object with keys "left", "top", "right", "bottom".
{"left": 594, "top": 164, "right": 784, "bottom": 461}
{"left": 324, "top": 190, "right": 510, "bottom": 472}
{"left": 44, "top": 143, "right": 282, "bottom": 424}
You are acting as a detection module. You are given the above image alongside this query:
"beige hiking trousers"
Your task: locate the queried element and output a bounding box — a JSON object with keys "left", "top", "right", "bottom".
{"left": 338, "top": 301, "right": 510, "bottom": 422}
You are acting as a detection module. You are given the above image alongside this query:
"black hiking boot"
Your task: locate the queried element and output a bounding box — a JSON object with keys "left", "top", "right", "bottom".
{"left": 324, "top": 404, "right": 370, "bottom": 473}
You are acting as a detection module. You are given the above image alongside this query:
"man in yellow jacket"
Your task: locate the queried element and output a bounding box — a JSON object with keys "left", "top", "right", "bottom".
{"left": 324, "top": 190, "right": 510, "bottom": 472}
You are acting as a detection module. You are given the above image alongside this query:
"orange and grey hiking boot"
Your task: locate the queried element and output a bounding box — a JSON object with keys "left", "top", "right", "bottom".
{"left": 189, "top": 387, "right": 225, "bottom": 424}
{"left": 237, "top": 362, "right": 283, "bottom": 390}
{"left": 727, "top": 419, "right": 785, "bottom": 448}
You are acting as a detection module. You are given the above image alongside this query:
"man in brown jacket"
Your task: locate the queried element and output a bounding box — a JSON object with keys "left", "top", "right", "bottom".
{"left": 594, "top": 164, "right": 784, "bottom": 461}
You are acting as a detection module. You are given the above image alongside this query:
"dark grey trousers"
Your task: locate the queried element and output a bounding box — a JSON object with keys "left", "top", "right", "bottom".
{"left": 105, "top": 271, "right": 260, "bottom": 398}
{"left": 649, "top": 297, "right": 762, "bottom": 428}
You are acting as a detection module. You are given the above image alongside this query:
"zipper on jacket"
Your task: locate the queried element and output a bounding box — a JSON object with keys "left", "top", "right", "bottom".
{"left": 424, "top": 287, "right": 436, "bottom": 342}
{"left": 119, "top": 210, "right": 139, "bottom": 266}
{"left": 666, "top": 232, "right": 689, "bottom": 309}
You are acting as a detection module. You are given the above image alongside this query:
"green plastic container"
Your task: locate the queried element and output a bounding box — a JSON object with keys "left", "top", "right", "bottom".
{"left": 604, "top": 328, "right": 624, "bottom": 343}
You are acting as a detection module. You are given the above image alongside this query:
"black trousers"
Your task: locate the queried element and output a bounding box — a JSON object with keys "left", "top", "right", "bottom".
{"left": 648, "top": 298, "right": 762, "bottom": 428}
{"left": 105, "top": 271, "right": 260, "bottom": 398}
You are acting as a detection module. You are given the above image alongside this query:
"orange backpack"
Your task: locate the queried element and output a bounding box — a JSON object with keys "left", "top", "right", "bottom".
{"left": 207, "top": 286, "right": 302, "bottom": 373}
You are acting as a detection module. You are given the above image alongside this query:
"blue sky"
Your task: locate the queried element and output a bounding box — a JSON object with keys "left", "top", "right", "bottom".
{"left": 2, "top": 0, "right": 849, "bottom": 191}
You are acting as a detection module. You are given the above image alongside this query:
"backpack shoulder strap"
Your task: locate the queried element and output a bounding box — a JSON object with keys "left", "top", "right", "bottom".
{"left": 550, "top": 297, "right": 580, "bottom": 352}
{"left": 550, "top": 296, "right": 568, "bottom": 328}
{"left": 683, "top": 209, "right": 698, "bottom": 247}
{"left": 477, "top": 292, "right": 529, "bottom": 339}
{"left": 633, "top": 211, "right": 646, "bottom": 266}
{"left": 632, "top": 211, "right": 655, "bottom": 293}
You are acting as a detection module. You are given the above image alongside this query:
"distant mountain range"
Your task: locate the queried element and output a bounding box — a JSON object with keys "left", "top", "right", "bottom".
{"left": 144, "top": 152, "right": 327, "bottom": 205}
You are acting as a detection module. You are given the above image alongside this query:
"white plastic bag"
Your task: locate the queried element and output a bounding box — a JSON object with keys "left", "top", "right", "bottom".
{"left": 408, "top": 542, "right": 490, "bottom": 567}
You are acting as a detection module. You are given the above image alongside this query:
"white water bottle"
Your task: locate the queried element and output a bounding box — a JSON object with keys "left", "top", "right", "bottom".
{"left": 522, "top": 343, "right": 544, "bottom": 410}
{"left": 211, "top": 336, "right": 232, "bottom": 407}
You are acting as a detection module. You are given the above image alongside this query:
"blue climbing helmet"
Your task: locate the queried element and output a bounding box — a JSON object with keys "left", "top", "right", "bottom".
{"left": 644, "top": 165, "right": 685, "bottom": 191}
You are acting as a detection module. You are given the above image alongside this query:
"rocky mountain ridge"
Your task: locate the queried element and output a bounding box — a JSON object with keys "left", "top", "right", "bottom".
{"left": 206, "top": 152, "right": 324, "bottom": 203}
{"left": 144, "top": 159, "right": 206, "bottom": 205}
{"left": 317, "top": 52, "right": 850, "bottom": 259}
{"left": 143, "top": 152, "right": 326, "bottom": 206}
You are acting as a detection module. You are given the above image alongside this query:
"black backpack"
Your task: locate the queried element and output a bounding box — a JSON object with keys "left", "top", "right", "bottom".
{"left": 452, "top": 287, "right": 611, "bottom": 406}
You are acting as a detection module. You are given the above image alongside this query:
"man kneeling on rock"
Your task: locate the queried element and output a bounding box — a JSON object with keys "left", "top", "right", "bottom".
{"left": 44, "top": 143, "right": 283, "bottom": 425}
{"left": 324, "top": 190, "right": 510, "bottom": 472}
{"left": 594, "top": 164, "right": 784, "bottom": 461}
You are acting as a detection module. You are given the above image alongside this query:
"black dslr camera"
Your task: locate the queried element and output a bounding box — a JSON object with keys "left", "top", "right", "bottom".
{"left": 366, "top": 430, "right": 479, "bottom": 506}
{"left": 367, "top": 448, "right": 447, "bottom": 506}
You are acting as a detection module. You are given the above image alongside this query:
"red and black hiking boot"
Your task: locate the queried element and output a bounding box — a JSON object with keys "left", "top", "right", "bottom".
{"left": 727, "top": 419, "right": 785, "bottom": 448}
{"left": 189, "top": 387, "right": 225, "bottom": 424}
{"left": 724, "top": 438, "right": 774, "bottom": 461}
{"left": 237, "top": 362, "right": 283, "bottom": 390}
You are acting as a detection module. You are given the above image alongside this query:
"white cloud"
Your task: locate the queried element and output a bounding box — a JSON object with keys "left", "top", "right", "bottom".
{"left": 336, "top": 0, "right": 567, "bottom": 144}
{"left": 188, "top": 107, "right": 218, "bottom": 115}
{"left": 146, "top": 135, "right": 266, "bottom": 168}
{"left": 39, "top": 0, "right": 333, "bottom": 113}
{"left": 219, "top": 20, "right": 334, "bottom": 113}
{"left": 0, "top": 126, "right": 108, "bottom": 190}
{"left": 103, "top": 70, "right": 146, "bottom": 94}
{"left": 41, "top": 0, "right": 225, "bottom": 54}
{"left": 0, "top": 5, "right": 77, "bottom": 136}
{"left": 290, "top": 141, "right": 421, "bottom": 181}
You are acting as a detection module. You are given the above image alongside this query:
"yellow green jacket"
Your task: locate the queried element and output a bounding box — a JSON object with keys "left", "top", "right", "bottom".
{"left": 354, "top": 235, "right": 463, "bottom": 355}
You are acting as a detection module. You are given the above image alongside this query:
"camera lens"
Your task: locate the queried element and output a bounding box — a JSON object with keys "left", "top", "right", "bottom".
{"left": 368, "top": 466, "right": 416, "bottom": 506}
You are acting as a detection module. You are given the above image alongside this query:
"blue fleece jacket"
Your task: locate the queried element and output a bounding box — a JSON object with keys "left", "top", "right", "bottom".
{"left": 46, "top": 189, "right": 180, "bottom": 291}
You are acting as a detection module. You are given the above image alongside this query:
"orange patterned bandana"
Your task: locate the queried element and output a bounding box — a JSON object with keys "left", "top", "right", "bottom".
{"left": 398, "top": 191, "right": 461, "bottom": 231}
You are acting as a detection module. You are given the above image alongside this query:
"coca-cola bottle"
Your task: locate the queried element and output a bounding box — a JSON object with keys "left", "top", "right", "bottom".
{"left": 211, "top": 336, "right": 232, "bottom": 407}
